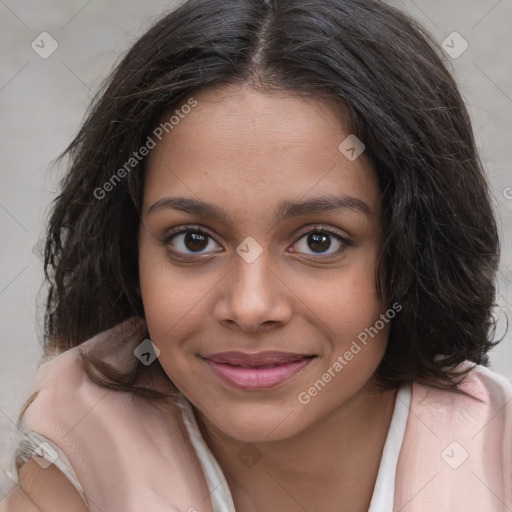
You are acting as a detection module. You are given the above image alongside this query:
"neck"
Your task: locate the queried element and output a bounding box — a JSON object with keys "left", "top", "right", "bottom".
{"left": 193, "top": 382, "right": 399, "bottom": 512}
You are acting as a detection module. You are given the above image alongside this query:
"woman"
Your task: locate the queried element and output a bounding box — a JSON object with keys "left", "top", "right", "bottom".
{"left": 3, "top": 0, "right": 511, "bottom": 510}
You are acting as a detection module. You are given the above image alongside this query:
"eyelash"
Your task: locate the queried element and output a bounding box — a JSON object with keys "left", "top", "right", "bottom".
{"left": 162, "top": 224, "right": 352, "bottom": 260}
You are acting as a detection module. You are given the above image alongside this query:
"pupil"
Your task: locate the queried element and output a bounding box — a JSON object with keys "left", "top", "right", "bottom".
{"left": 185, "top": 232, "right": 208, "bottom": 252}
{"left": 309, "top": 233, "right": 331, "bottom": 253}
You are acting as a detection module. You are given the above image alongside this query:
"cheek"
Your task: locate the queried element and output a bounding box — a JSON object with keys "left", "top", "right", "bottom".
{"left": 334, "top": 256, "right": 387, "bottom": 361}
{"left": 292, "top": 247, "right": 384, "bottom": 344}
{"left": 296, "top": 263, "right": 389, "bottom": 417}
{"left": 137, "top": 231, "right": 217, "bottom": 362}
{"left": 138, "top": 231, "right": 190, "bottom": 343}
{"left": 138, "top": 228, "right": 183, "bottom": 306}
{"left": 329, "top": 271, "right": 384, "bottom": 352}
{"left": 326, "top": 272, "right": 389, "bottom": 402}
{"left": 298, "top": 248, "right": 388, "bottom": 388}
{"left": 138, "top": 234, "right": 170, "bottom": 331}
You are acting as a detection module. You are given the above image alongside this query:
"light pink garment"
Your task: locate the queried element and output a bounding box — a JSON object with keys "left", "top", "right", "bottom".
{"left": 19, "top": 321, "right": 212, "bottom": 512}
{"left": 16, "top": 320, "right": 512, "bottom": 511}
{"left": 396, "top": 360, "right": 512, "bottom": 511}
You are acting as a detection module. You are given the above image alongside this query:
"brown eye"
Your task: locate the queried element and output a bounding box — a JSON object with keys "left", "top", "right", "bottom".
{"left": 183, "top": 232, "right": 209, "bottom": 252}
{"left": 291, "top": 227, "right": 350, "bottom": 257}
{"left": 164, "top": 226, "right": 222, "bottom": 256}
{"left": 307, "top": 232, "right": 332, "bottom": 253}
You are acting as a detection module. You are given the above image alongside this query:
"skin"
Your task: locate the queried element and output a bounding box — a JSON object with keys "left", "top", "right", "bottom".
{"left": 138, "top": 83, "right": 398, "bottom": 512}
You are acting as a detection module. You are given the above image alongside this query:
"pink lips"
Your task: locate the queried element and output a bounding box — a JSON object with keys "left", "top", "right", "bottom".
{"left": 203, "top": 351, "right": 315, "bottom": 390}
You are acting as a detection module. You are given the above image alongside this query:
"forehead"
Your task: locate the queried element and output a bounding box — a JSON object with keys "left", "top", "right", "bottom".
{"left": 143, "top": 84, "right": 380, "bottom": 221}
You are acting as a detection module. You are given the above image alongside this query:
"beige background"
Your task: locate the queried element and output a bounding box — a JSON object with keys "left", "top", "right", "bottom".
{"left": 1, "top": 0, "right": 511, "bottom": 498}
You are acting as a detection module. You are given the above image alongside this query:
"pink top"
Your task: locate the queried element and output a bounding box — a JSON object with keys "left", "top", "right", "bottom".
{"left": 8, "top": 320, "right": 512, "bottom": 511}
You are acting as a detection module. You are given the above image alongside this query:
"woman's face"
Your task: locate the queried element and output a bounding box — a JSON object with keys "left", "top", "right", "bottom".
{"left": 138, "top": 84, "right": 389, "bottom": 442}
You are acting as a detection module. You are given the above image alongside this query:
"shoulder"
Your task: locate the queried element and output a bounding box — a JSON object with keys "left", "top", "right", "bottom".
{"left": 21, "top": 318, "right": 149, "bottom": 434}
{"left": 21, "top": 340, "right": 112, "bottom": 437}
{"left": 409, "top": 361, "right": 512, "bottom": 430}
{"left": 469, "top": 362, "right": 512, "bottom": 401}
{"left": 396, "top": 363, "right": 512, "bottom": 509}
{"left": 2, "top": 458, "right": 88, "bottom": 512}
{"left": 457, "top": 361, "right": 512, "bottom": 399}
{"left": 412, "top": 361, "right": 512, "bottom": 408}
{"left": 14, "top": 320, "right": 212, "bottom": 511}
{"left": 9, "top": 324, "right": 137, "bottom": 511}
{"left": 14, "top": 319, "right": 144, "bottom": 495}
{"left": 409, "top": 361, "right": 512, "bottom": 474}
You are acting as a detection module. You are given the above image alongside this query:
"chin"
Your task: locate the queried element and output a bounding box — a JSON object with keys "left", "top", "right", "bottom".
{"left": 198, "top": 400, "right": 309, "bottom": 444}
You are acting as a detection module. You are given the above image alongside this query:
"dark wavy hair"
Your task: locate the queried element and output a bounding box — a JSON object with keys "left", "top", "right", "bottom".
{"left": 21, "top": 0, "right": 503, "bottom": 421}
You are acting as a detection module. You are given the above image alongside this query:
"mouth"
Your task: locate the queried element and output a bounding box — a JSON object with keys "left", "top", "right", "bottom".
{"left": 201, "top": 351, "right": 317, "bottom": 390}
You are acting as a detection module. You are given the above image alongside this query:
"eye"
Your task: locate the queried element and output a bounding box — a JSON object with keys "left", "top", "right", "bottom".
{"left": 164, "top": 225, "right": 222, "bottom": 256}
{"left": 290, "top": 226, "right": 351, "bottom": 257}
{"left": 163, "top": 224, "right": 351, "bottom": 260}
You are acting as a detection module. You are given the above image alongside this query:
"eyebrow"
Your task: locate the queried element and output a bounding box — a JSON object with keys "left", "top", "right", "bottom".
{"left": 147, "top": 194, "right": 371, "bottom": 222}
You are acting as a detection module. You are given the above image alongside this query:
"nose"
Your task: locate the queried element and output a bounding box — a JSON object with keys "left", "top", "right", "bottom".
{"left": 213, "top": 250, "right": 293, "bottom": 333}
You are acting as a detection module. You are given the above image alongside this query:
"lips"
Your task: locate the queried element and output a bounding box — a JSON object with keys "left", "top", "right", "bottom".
{"left": 202, "top": 351, "right": 316, "bottom": 390}
{"left": 206, "top": 351, "right": 312, "bottom": 366}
